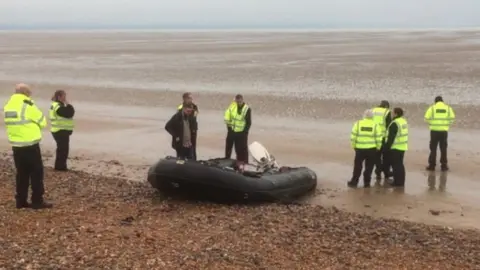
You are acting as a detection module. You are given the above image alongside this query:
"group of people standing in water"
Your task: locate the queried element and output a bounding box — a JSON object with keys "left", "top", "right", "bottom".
{"left": 349, "top": 96, "right": 455, "bottom": 189}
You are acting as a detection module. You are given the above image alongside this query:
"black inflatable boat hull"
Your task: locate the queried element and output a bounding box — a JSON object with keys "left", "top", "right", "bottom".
{"left": 147, "top": 157, "right": 317, "bottom": 203}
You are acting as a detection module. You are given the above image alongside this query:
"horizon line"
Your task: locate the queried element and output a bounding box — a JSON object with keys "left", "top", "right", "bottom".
{"left": 1, "top": 26, "right": 480, "bottom": 32}
{"left": 1, "top": 23, "right": 480, "bottom": 30}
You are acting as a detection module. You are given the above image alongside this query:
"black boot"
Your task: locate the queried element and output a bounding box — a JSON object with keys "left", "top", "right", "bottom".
{"left": 347, "top": 180, "right": 358, "bottom": 188}
{"left": 441, "top": 165, "right": 449, "bottom": 172}
{"left": 426, "top": 165, "right": 435, "bottom": 171}
{"left": 31, "top": 200, "right": 53, "bottom": 210}
{"left": 16, "top": 201, "right": 31, "bottom": 209}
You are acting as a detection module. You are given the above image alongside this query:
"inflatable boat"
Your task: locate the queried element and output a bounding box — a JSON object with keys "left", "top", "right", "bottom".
{"left": 147, "top": 142, "right": 317, "bottom": 203}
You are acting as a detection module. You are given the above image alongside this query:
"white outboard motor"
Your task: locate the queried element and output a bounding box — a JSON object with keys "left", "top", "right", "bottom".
{"left": 248, "top": 141, "right": 280, "bottom": 172}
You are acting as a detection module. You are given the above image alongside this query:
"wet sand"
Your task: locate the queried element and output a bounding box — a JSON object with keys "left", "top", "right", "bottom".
{"left": 0, "top": 30, "right": 479, "bottom": 230}
{"left": 0, "top": 98, "right": 478, "bottom": 230}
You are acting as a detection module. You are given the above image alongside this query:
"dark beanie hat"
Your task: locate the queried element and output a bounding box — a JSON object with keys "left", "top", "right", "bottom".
{"left": 380, "top": 100, "right": 390, "bottom": 108}
{"left": 434, "top": 96, "right": 443, "bottom": 102}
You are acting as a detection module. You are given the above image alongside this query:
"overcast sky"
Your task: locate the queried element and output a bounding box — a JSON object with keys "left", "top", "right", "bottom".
{"left": 0, "top": 0, "right": 479, "bottom": 28}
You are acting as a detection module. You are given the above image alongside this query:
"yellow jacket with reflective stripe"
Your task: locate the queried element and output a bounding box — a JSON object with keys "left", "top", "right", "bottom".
{"left": 225, "top": 103, "right": 249, "bottom": 132}
{"left": 3, "top": 93, "right": 46, "bottom": 147}
{"left": 386, "top": 117, "right": 409, "bottom": 151}
{"left": 371, "top": 107, "right": 389, "bottom": 135}
{"left": 350, "top": 118, "right": 383, "bottom": 150}
{"left": 424, "top": 102, "right": 455, "bottom": 131}
{"left": 223, "top": 101, "right": 237, "bottom": 127}
{"left": 49, "top": 101, "right": 74, "bottom": 132}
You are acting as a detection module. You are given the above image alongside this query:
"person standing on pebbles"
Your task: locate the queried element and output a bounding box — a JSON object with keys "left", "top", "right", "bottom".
{"left": 165, "top": 103, "right": 196, "bottom": 159}
{"left": 50, "top": 90, "right": 75, "bottom": 171}
{"left": 348, "top": 109, "right": 383, "bottom": 188}
{"left": 3, "top": 83, "right": 52, "bottom": 209}
{"left": 424, "top": 96, "right": 455, "bottom": 172}
{"left": 383, "top": 107, "right": 409, "bottom": 187}
{"left": 177, "top": 92, "right": 199, "bottom": 160}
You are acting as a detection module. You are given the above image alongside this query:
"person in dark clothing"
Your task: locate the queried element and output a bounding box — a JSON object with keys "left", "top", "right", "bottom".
{"left": 165, "top": 103, "right": 196, "bottom": 159}
{"left": 231, "top": 95, "right": 252, "bottom": 165}
{"left": 177, "top": 92, "right": 199, "bottom": 160}
{"left": 372, "top": 100, "right": 393, "bottom": 180}
{"left": 383, "top": 107, "right": 409, "bottom": 187}
{"left": 50, "top": 90, "right": 75, "bottom": 171}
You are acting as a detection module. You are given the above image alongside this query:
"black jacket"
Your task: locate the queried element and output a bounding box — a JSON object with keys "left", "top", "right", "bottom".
{"left": 384, "top": 117, "right": 399, "bottom": 150}
{"left": 53, "top": 102, "right": 75, "bottom": 119}
{"left": 243, "top": 106, "right": 252, "bottom": 133}
{"left": 178, "top": 103, "right": 199, "bottom": 131}
{"left": 384, "top": 111, "right": 392, "bottom": 129}
{"left": 165, "top": 111, "right": 196, "bottom": 149}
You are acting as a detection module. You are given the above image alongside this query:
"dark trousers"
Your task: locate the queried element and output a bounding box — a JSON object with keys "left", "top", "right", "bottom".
{"left": 374, "top": 140, "right": 392, "bottom": 178}
{"left": 374, "top": 144, "right": 384, "bottom": 176}
{"left": 12, "top": 143, "right": 45, "bottom": 204}
{"left": 428, "top": 131, "right": 448, "bottom": 167}
{"left": 382, "top": 150, "right": 391, "bottom": 176}
{"left": 176, "top": 146, "right": 193, "bottom": 160}
{"left": 225, "top": 128, "right": 235, "bottom": 159}
{"left": 351, "top": 148, "right": 376, "bottom": 185}
{"left": 233, "top": 132, "right": 249, "bottom": 163}
{"left": 390, "top": 149, "right": 406, "bottom": 186}
{"left": 191, "top": 132, "right": 197, "bottom": 161}
{"left": 52, "top": 130, "right": 71, "bottom": 170}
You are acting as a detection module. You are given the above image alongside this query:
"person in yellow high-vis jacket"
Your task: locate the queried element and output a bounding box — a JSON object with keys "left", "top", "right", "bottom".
{"left": 348, "top": 109, "right": 383, "bottom": 188}
{"left": 224, "top": 94, "right": 251, "bottom": 165}
{"left": 224, "top": 98, "right": 238, "bottom": 159}
{"left": 424, "top": 96, "right": 455, "bottom": 172}
{"left": 50, "top": 90, "right": 75, "bottom": 171}
{"left": 3, "top": 83, "right": 52, "bottom": 209}
{"left": 384, "top": 107, "right": 409, "bottom": 187}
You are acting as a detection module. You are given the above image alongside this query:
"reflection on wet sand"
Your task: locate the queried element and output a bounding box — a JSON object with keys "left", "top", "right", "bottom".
{"left": 305, "top": 162, "right": 480, "bottom": 229}
{"left": 427, "top": 171, "right": 448, "bottom": 192}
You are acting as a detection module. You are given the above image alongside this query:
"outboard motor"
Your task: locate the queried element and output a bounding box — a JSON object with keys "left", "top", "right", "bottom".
{"left": 248, "top": 141, "right": 280, "bottom": 172}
